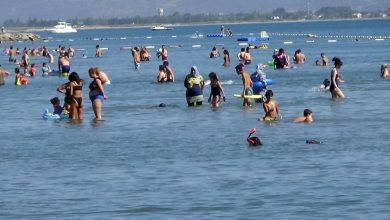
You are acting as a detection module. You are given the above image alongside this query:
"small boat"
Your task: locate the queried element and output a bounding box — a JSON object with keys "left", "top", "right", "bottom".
{"left": 151, "top": 26, "right": 173, "bottom": 31}
{"left": 48, "top": 22, "right": 77, "bottom": 33}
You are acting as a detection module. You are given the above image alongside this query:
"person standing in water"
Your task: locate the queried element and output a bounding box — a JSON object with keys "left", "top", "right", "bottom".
{"left": 95, "top": 45, "right": 103, "bottom": 57}
{"left": 163, "top": 61, "right": 175, "bottom": 82}
{"left": 184, "top": 66, "right": 205, "bottom": 106}
{"left": 260, "top": 90, "right": 281, "bottom": 121}
{"left": 161, "top": 45, "right": 168, "bottom": 61}
{"left": 235, "top": 63, "right": 253, "bottom": 107}
{"left": 88, "top": 67, "right": 108, "bottom": 120}
{"left": 294, "top": 49, "right": 306, "bottom": 64}
{"left": 329, "top": 57, "right": 345, "bottom": 99}
{"left": 131, "top": 47, "right": 141, "bottom": 70}
{"left": 207, "top": 72, "right": 225, "bottom": 108}
{"left": 381, "top": 64, "right": 389, "bottom": 78}
{"left": 222, "top": 49, "right": 230, "bottom": 67}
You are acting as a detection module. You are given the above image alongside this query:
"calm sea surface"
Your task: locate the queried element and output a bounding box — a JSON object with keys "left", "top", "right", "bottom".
{"left": 1, "top": 19, "right": 390, "bottom": 219}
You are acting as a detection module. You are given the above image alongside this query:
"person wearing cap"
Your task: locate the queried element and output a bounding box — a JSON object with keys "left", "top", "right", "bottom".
{"left": 235, "top": 63, "right": 253, "bottom": 107}
{"left": 184, "top": 66, "right": 205, "bottom": 106}
{"left": 381, "top": 63, "right": 389, "bottom": 78}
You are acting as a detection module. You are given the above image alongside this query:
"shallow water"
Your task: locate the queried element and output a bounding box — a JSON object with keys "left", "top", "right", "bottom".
{"left": 1, "top": 19, "right": 390, "bottom": 219}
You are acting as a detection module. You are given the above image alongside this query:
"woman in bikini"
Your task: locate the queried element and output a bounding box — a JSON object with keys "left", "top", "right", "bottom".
{"left": 69, "top": 72, "right": 84, "bottom": 120}
{"left": 89, "top": 67, "right": 108, "bottom": 120}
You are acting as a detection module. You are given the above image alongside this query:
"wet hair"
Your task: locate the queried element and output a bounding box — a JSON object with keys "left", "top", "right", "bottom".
{"left": 303, "top": 109, "right": 312, "bottom": 117}
{"left": 246, "top": 47, "right": 250, "bottom": 52}
{"left": 265, "top": 90, "right": 273, "bottom": 98}
{"left": 320, "top": 52, "right": 325, "bottom": 57}
{"left": 14, "top": 67, "right": 20, "bottom": 73}
{"left": 278, "top": 48, "right": 284, "bottom": 54}
{"left": 241, "top": 48, "right": 245, "bottom": 52}
{"left": 212, "top": 46, "right": 216, "bottom": 50}
{"left": 223, "top": 49, "right": 229, "bottom": 55}
{"left": 31, "top": 63, "right": 35, "bottom": 67}
{"left": 323, "top": 78, "right": 330, "bottom": 87}
{"left": 159, "top": 65, "right": 164, "bottom": 71}
{"left": 332, "top": 57, "right": 343, "bottom": 67}
{"left": 50, "top": 97, "right": 60, "bottom": 105}
{"left": 68, "top": 72, "right": 82, "bottom": 83}
{"left": 96, "top": 45, "right": 100, "bottom": 48}
{"left": 235, "top": 63, "right": 244, "bottom": 72}
{"left": 208, "top": 72, "right": 219, "bottom": 81}
{"left": 10, "top": 46, "right": 13, "bottom": 49}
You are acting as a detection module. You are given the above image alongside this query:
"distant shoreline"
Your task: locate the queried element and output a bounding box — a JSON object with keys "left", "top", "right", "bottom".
{"left": 4, "top": 17, "right": 389, "bottom": 33}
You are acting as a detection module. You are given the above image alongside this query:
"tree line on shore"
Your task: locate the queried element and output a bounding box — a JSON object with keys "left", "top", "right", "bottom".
{"left": 3, "top": 6, "right": 390, "bottom": 27}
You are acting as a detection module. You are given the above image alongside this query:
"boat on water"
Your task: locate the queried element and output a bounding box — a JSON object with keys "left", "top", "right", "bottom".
{"left": 48, "top": 22, "right": 77, "bottom": 33}
{"left": 151, "top": 26, "right": 173, "bottom": 31}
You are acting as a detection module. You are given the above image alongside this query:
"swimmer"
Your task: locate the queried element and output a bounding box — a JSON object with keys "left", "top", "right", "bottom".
{"left": 293, "top": 109, "right": 313, "bottom": 123}
{"left": 0, "top": 65, "right": 9, "bottom": 86}
{"left": 209, "top": 46, "right": 220, "bottom": 58}
{"left": 8, "top": 46, "right": 17, "bottom": 63}
{"left": 259, "top": 90, "right": 281, "bottom": 121}
{"left": 247, "top": 128, "right": 262, "bottom": 147}
{"left": 161, "top": 45, "right": 168, "bottom": 61}
{"left": 381, "top": 64, "right": 389, "bottom": 78}
{"left": 274, "top": 48, "right": 289, "bottom": 69}
{"left": 329, "top": 57, "right": 345, "bottom": 99}
{"left": 321, "top": 78, "right": 330, "bottom": 90}
{"left": 156, "top": 65, "right": 167, "bottom": 83}
{"left": 235, "top": 63, "right": 253, "bottom": 107}
{"left": 50, "top": 97, "right": 63, "bottom": 115}
{"left": 95, "top": 45, "right": 103, "bottom": 57}
{"left": 207, "top": 72, "right": 225, "bottom": 108}
{"left": 222, "top": 49, "right": 230, "bottom": 67}
{"left": 321, "top": 53, "right": 329, "bottom": 66}
{"left": 163, "top": 61, "right": 175, "bottom": 82}
{"left": 294, "top": 49, "right": 306, "bottom": 64}
{"left": 131, "top": 47, "right": 141, "bottom": 70}
{"left": 243, "top": 47, "right": 252, "bottom": 65}
{"left": 42, "top": 62, "right": 52, "bottom": 76}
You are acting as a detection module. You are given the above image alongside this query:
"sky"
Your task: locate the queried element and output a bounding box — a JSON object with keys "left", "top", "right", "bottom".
{"left": 1, "top": 0, "right": 389, "bottom": 24}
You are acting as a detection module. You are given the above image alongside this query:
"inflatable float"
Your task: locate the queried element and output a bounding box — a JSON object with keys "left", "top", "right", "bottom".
{"left": 252, "top": 79, "right": 273, "bottom": 93}
{"left": 42, "top": 109, "right": 69, "bottom": 120}
{"left": 206, "top": 34, "right": 226, "bottom": 38}
{"left": 237, "top": 37, "right": 271, "bottom": 42}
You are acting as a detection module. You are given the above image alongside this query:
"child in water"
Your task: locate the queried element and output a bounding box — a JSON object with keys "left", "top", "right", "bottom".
{"left": 208, "top": 72, "right": 226, "bottom": 107}
{"left": 50, "top": 97, "right": 63, "bottom": 115}
{"left": 42, "top": 62, "right": 52, "bottom": 76}
{"left": 28, "top": 63, "right": 37, "bottom": 77}
{"left": 207, "top": 72, "right": 225, "bottom": 107}
{"left": 293, "top": 109, "right": 313, "bottom": 123}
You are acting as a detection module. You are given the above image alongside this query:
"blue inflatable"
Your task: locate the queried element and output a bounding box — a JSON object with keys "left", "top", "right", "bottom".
{"left": 252, "top": 79, "right": 273, "bottom": 93}
{"left": 237, "top": 37, "right": 271, "bottom": 42}
{"left": 42, "top": 109, "right": 69, "bottom": 120}
{"left": 206, "top": 34, "right": 226, "bottom": 38}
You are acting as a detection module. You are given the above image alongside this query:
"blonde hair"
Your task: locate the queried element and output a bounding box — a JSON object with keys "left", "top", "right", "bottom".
{"left": 89, "top": 67, "right": 110, "bottom": 84}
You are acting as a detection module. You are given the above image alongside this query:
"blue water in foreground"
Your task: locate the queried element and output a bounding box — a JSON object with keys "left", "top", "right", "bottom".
{"left": 1, "top": 19, "right": 390, "bottom": 219}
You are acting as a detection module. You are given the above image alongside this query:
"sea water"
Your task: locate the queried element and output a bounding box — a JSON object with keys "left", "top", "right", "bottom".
{"left": 1, "top": 19, "right": 390, "bottom": 219}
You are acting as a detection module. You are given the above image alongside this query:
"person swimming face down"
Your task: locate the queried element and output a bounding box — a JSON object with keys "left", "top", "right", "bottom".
{"left": 247, "top": 128, "right": 262, "bottom": 146}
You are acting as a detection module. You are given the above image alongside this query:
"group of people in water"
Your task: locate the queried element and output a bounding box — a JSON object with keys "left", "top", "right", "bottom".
{"left": 0, "top": 31, "right": 388, "bottom": 124}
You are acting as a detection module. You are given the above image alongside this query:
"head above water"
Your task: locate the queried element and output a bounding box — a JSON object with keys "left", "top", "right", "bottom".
{"left": 265, "top": 90, "right": 273, "bottom": 99}
{"left": 235, "top": 63, "right": 244, "bottom": 73}
{"left": 208, "top": 72, "right": 219, "bottom": 81}
{"left": 50, "top": 97, "right": 60, "bottom": 105}
{"left": 303, "top": 109, "right": 312, "bottom": 117}
{"left": 278, "top": 48, "right": 285, "bottom": 54}
{"left": 332, "top": 57, "right": 343, "bottom": 67}
{"left": 68, "top": 72, "right": 81, "bottom": 82}
{"left": 191, "top": 66, "right": 199, "bottom": 77}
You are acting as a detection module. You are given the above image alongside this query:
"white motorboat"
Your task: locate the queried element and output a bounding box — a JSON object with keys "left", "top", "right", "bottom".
{"left": 49, "top": 22, "right": 77, "bottom": 33}
{"left": 151, "top": 26, "right": 173, "bottom": 31}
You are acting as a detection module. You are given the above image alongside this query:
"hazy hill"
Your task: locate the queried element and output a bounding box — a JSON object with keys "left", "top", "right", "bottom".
{"left": 2, "top": 0, "right": 389, "bottom": 24}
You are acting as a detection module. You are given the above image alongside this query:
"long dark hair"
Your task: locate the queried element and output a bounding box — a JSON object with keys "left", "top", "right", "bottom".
{"left": 68, "top": 72, "right": 83, "bottom": 84}
{"left": 332, "top": 57, "right": 343, "bottom": 67}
